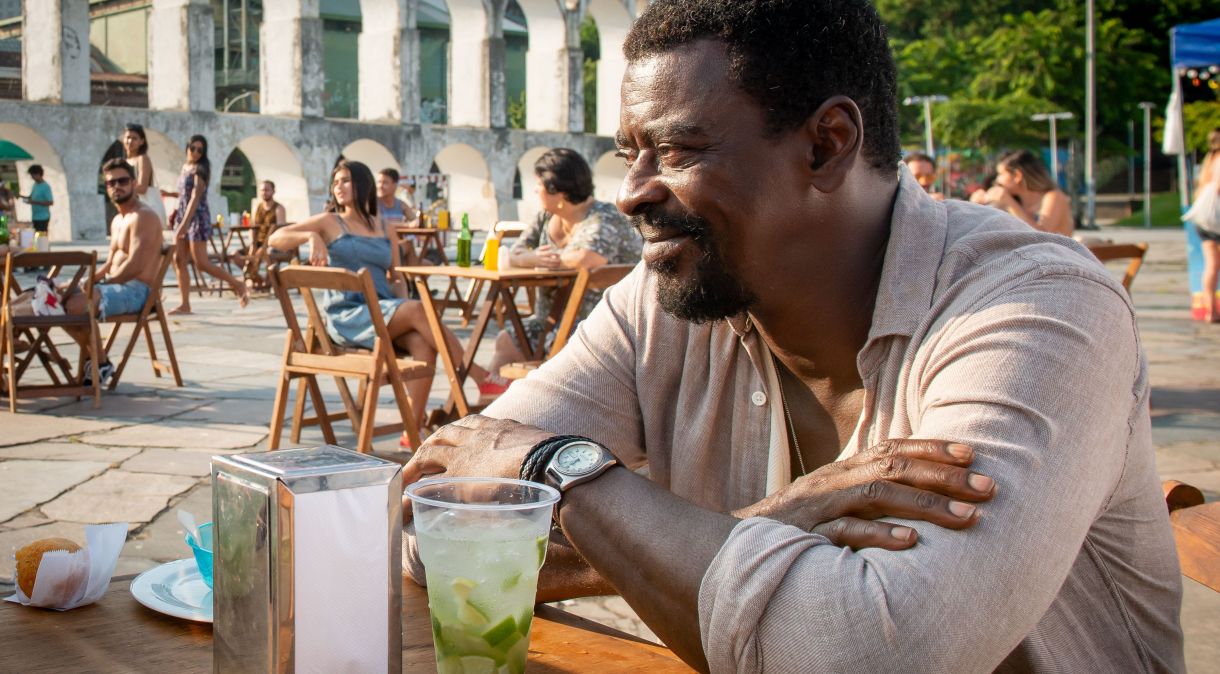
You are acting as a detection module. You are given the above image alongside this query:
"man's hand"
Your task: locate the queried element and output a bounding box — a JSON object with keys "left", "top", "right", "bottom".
{"left": 401, "top": 415, "right": 553, "bottom": 521}
{"left": 734, "top": 439, "right": 996, "bottom": 551}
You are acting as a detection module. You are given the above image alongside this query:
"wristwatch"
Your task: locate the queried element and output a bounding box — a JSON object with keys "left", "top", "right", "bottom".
{"left": 544, "top": 440, "right": 618, "bottom": 493}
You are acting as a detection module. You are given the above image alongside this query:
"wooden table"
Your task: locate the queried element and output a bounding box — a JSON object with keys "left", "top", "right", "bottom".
{"left": 0, "top": 575, "right": 691, "bottom": 673}
{"left": 396, "top": 227, "right": 450, "bottom": 266}
{"left": 397, "top": 265, "right": 578, "bottom": 419}
{"left": 1170, "top": 499, "right": 1220, "bottom": 591}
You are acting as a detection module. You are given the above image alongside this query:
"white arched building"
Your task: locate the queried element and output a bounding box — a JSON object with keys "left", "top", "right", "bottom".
{"left": 0, "top": 0, "right": 646, "bottom": 240}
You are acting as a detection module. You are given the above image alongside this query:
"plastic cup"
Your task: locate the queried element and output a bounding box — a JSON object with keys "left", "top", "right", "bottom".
{"left": 406, "top": 477, "right": 559, "bottom": 674}
{"left": 185, "top": 522, "right": 214, "bottom": 588}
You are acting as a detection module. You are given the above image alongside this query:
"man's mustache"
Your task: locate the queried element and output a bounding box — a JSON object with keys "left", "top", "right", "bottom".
{"left": 630, "top": 208, "right": 710, "bottom": 239}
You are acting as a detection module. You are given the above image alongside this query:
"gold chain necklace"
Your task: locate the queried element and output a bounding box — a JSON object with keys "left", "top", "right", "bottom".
{"left": 772, "top": 354, "right": 807, "bottom": 478}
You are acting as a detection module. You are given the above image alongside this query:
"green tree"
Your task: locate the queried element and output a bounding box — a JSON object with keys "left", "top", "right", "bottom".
{"left": 581, "top": 15, "right": 600, "bottom": 134}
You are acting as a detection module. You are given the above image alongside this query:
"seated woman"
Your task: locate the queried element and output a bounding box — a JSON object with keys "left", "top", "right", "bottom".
{"left": 268, "top": 160, "right": 490, "bottom": 447}
{"left": 481, "top": 148, "right": 642, "bottom": 394}
{"left": 981, "top": 150, "right": 1073, "bottom": 236}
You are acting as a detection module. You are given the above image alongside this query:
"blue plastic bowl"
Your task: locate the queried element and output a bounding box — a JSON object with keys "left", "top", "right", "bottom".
{"left": 185, "top": 522, "right": 214, "bottom": 589}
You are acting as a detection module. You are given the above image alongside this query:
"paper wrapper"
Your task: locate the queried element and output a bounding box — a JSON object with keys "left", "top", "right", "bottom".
{"left": 5, "top": 523, "right": 127, "bottom": 610}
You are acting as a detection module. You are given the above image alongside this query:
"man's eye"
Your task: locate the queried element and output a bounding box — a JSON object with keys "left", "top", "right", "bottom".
{"left": 614, "top": 150, "right": 636, "bottom": 166}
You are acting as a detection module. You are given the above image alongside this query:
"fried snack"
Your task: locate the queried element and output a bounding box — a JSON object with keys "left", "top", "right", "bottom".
{"left": 16, "top": 537, "right": 82, "bottom": 597}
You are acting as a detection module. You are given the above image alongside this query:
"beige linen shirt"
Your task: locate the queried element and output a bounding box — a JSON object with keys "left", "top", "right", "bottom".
{"left": 476, "top": 170, "right": 1184, "bottom": 673}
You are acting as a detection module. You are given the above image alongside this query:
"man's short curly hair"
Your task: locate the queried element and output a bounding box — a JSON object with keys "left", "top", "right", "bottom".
{"left": 623, "top": 0, "right": 900, "bottom": 173}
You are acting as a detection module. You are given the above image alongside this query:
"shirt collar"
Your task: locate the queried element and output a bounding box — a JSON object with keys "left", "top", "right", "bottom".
{"left": 865, "top": 166, "right": 948, "bottom": 344}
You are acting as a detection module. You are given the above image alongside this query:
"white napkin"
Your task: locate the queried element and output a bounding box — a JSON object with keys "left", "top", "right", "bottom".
{"left": 5, "top": 523, "right": 127, "bottom": 610}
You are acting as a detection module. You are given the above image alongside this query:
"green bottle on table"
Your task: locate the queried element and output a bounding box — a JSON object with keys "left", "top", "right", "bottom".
{"left": 0, "top": 213, "right": 8, "bottom": 246}
{"left": 456, "top": 213, "right": 472, "bottom": 267}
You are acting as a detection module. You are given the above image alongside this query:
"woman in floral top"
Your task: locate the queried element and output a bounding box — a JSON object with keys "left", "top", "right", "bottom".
{"left": 479, "top": 148, "right": 641, "bottom": 399}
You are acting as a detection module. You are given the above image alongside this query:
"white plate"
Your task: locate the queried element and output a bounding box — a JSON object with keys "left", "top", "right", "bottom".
{"left": 130, "top": 558, "right": 213, "bottom": 623}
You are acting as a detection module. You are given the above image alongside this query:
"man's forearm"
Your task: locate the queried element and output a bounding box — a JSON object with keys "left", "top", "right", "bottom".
{"left": 557, "top": 467, "right": 739, "bottom": 673}
{"left": 536, "top": 531, "right": 616, "bottom": 603}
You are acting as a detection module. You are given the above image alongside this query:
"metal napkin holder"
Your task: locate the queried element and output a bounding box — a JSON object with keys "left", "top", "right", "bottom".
{"left": 211, "top": 445, "right": 402, "bottom": 673}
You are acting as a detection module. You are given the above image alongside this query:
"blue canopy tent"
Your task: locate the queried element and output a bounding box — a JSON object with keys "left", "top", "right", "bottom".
{"left": 1167, "top": 17, "right": 1220, "bottom": 318}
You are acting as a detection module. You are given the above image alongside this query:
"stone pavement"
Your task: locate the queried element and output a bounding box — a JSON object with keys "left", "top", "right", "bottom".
{"left": 1, "top": 227, "right": 1218, "bottom": 668}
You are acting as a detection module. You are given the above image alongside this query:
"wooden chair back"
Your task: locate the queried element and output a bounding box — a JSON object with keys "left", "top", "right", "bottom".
{"left": 1087, "top": 242, "right": 1148, "bottom": 292}
{"left": 548, "top": 263, "right": 635, "bottom": 357}
{"left": 269, "top": 265, "right": 426, "bottom": 452}
{"left": 101, "top": 245, "right": 183, "bottom": 389}
{"left": 499, "top": 263, "right": 635, "bottom": 382}
{"left": 1163, "top": 480, "right": 1220, "bottom": 592}
{"left": 2, "top": 251, "right": 103, "bottom": 411}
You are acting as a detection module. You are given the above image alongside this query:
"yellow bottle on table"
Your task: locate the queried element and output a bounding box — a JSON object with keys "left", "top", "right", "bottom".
{"left": 437, "top": 210, "right": 449, "bottom": 230}
{"left": 483, "top": 236, "right": 499, "bottom": 271}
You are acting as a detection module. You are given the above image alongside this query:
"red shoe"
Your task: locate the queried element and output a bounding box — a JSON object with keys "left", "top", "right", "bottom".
{"left": 478, "top": 375, "right": 510, "bottom": 397}
{"left": 399, "top": 432, "right": 413, "bottom": 450}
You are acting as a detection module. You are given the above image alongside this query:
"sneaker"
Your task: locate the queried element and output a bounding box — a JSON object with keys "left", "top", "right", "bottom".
{"left": 82, "top": 360, "right": 115, "bottom": 388}
{"left": 477, "top": 374, "right": 511, "bottom": 398}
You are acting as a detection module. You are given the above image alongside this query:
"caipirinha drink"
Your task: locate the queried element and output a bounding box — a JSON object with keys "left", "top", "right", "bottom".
{"left": 408, "top": 478, "right": 559, "bottom": 674}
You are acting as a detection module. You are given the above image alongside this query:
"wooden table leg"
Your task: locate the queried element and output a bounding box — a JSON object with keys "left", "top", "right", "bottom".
{"left": 498, "top": 285, "right": 537, "bottom": 361}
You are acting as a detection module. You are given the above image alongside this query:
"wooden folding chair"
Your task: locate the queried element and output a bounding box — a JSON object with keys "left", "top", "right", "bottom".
{"left": 500, "top": 263, "right": 634, "bottom": 380}
{"left": 100, "top": 245, "right": 184, "bottom": 390}
{"left": 1, "top": 251, "right": 103, "bottom": 412}
{"left": 1163, "top": 480, "right": 1220, "bottom": 592}
{"left": 1087, "top": 242, "right": 1148, "bottom": 292}
{"left": 268, "top": 265, "right": 432, "bottom": 453}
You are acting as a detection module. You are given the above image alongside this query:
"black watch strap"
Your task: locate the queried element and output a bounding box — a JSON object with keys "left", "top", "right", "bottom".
{"left": 519, "top": 435, "right": 589, "bottom": 484}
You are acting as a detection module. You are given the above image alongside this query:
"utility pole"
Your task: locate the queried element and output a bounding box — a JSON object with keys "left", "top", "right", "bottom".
{"left": 1031, "top": 112, "right": 1074, "bottom": 185}
{"left": 1139, "top": 101, "right": 1156, "bottom": 228}
{"left": 1084, "top": 0, "right": 1097, "bottom": 229}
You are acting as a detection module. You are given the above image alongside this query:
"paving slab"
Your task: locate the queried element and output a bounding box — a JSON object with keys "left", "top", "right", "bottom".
{"left": 0, "top": 415, "right": 123, "bottom": 447}
{"left": 124, "top": 485, "right": 212, "bottom": 563}
{"left": 79, "top": 420, "right": 267, "bottom": 450}
{"left": 0, "top": 442, "right": 142, "bottom": 464}
{"left": 0, "top": 459, "right": 110, "bottom": 523}
{"left": 120, "top": 448, "right": 215, "bottom": 477}
{"left": 40, "top": 470, "right": 198, "bottom": 525}
{"left": 37, "top": 394, "right": 207, "bottom": 423}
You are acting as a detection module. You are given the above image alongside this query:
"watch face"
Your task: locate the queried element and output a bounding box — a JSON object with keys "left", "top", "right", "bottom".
{"left": 555, "top": 443, "right": 602, "bottom": 475}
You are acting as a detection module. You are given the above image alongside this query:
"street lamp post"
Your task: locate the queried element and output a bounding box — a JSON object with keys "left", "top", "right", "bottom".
{"left": 904, "top": 95, "right": 949, "bottom": 158}
{"left": 1138, "top": 101, "right": 1156, "bottom": 229}
{"left": 1030, "top": 112, "right": 1074, "bottom": 184}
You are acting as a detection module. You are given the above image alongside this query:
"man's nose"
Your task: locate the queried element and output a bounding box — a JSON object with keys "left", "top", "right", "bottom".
{"left": 616, "top": 154, "right": 666, "bottom": 218}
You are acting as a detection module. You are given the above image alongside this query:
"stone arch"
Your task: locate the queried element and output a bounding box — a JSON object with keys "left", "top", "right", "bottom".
{"left": 0, "top": 123, "right": 73, "bottom": 241}
{"left": 433, "top": 143, "right": 498, "bottom": 229}
{"left": 230, "top": 135, "right": 310, "bottom": 223}
{"left": 515, "top": 0, "right": 567, "bottom": 132}
{"left": 587, "top": 0, "right": 632, "bottom": 136}
{"left": 592, "top": 150, "right": 626, "bottom": 203}
{"left": 514, "top": 145, "right": 550, "bottom": 222}
{"left": 340, "top": 139, "right": 401, "bottom": 177}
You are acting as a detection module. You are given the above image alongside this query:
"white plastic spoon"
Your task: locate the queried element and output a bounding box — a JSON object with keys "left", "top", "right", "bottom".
{"left": 178, "top": 508, "right": 201, "bottom": 546}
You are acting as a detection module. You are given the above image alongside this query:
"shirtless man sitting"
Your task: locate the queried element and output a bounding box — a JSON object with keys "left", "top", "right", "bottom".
{"left": 66, "top": 158, "right": 164, "bottom": 385}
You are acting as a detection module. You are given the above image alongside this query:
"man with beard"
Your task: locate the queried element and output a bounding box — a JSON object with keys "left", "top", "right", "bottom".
{"left": 59, "top": 158, "right": 163, "bottom": 385}
{"left": 401, "top": 1, "right": 1183, "bottom": 672}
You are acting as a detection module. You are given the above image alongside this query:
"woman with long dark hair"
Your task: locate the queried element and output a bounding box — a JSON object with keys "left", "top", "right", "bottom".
{"left": 120, "top": 123, "right": 166, "bottom": 224}
{"left": 268, "top": 159, "right": 491, "bottom": 445}
{"left": 165, "top": 134, "right": 248, "bottom": 313}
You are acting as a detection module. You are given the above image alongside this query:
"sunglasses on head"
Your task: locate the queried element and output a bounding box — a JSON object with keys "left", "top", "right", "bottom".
{"left": 105, "top": 176, "right": 132, "bottom": 188}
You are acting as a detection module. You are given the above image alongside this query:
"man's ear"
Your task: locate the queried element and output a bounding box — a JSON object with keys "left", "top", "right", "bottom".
{"left": 802, "top": 96, "right": 863, "bottom": 193}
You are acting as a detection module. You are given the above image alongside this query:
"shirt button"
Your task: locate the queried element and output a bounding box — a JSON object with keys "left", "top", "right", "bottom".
{"left": 751, "top": 391, "right": 767, "bottom": 406}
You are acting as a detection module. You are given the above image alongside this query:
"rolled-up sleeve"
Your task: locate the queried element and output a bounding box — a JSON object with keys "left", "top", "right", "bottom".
{"left": 485, "top": 263, "right": 647, "bottom": 467}
{"left": 698, "top": 271, "right": 1144, "bottom": 673}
